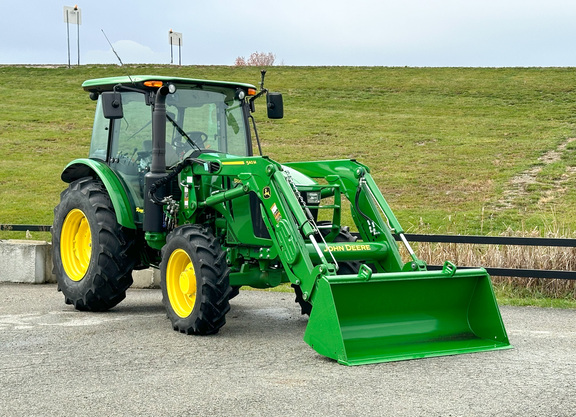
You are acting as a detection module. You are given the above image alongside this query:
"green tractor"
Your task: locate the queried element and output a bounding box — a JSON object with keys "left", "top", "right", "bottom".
{"left": 52, "top": 72, "right": 511, "bottom": 365}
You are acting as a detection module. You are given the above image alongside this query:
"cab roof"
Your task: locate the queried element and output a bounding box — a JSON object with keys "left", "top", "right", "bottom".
{"left": 82, "top": 75, "right": 256, "bottom": 93}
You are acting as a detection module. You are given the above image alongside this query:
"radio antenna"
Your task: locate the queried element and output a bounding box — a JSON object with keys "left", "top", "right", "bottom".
{"left": 102, "top": 29, "right": 125, "bottom": 66}
{"left": 101, "top": 29, "right": 134, "bottom": 85}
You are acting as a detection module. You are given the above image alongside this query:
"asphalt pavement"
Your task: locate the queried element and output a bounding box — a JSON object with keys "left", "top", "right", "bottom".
{"left": 0, "top": 283, "right": 575, "bottom": 416}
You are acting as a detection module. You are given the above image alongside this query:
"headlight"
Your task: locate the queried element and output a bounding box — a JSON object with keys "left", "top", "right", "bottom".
{"left": 306, "top": 191, "right": 321, "bottom": 205}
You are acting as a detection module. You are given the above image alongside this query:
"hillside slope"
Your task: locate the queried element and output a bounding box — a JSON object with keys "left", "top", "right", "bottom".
{"left": 1, "top": 65, "right": 575, "bottom": 236}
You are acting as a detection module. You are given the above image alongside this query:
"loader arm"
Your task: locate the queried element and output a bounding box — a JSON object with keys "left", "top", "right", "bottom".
{"left": 185, "top": 155, "right": 336, "bottom": 301}
{"left": 183, "top": 155, "right": 441, "bottom": 296}
{"left": 284, "top": 159, "right": 419, "bottom": 272}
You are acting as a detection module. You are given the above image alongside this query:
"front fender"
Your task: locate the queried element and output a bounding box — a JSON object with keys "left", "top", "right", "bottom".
{"left": 61, "top": 159, "right": 136, "bottom": 229}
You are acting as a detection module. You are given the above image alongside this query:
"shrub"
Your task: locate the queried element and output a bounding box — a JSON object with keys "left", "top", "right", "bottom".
{"left": 235, "top": 51, "right": 276, "bottom": 66}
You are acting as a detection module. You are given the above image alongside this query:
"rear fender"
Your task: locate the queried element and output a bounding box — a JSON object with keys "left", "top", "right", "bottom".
{"left": 61, "top": 159, "right": 136, "bottom": 229}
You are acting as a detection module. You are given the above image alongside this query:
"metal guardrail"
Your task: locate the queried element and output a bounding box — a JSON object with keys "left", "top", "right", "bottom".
{"left": 2, "top": 225, "right": 575, "bottom": 280}
{"left": 400, "top": 233, "right": 576, "bottom": 280}
{"left": 0, "top": 224, "right": 51, "bottom": 232}
{"left": 402, "top": 233, "right": 576, "bottom": 248}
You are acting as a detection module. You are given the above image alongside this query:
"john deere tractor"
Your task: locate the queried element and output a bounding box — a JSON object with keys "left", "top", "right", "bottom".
{"left": 52, "top": 72, "right": 511, "bottom": 365}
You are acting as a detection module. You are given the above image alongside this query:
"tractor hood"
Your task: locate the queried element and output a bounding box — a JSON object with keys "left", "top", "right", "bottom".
{"left": 198, "top": 152, "right": 317, "bottom": 187}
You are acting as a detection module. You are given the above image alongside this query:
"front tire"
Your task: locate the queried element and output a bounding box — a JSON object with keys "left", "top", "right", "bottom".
{"left": 160, "top": 225, "right": 231, "bottom": 335}
{"left": 52, "top": 177, "right": 135, "bottom": 311}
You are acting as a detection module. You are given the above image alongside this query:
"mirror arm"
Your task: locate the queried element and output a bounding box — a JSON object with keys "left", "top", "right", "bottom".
{"left": 248, "top": 69, "right": 270, "bottom": 112}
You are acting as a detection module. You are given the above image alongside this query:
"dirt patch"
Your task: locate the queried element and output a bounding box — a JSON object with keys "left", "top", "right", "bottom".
{"left": 494, "top": 137, "right": 576, "bottom": 211}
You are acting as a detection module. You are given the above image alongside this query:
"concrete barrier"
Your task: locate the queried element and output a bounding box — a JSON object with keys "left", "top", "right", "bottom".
{"left": 132, "top": 268, "right": 161, "bottom": 288}
{"left": 0, "top": 240, "right": 55, "bottom": 284}
{"left": 0, "top": 239, "right": 160, "bottom": 288}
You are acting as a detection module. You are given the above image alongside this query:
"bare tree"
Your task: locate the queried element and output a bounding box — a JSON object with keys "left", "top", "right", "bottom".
{"left": 235, "top": 51, "right": 276, "bottom": 66}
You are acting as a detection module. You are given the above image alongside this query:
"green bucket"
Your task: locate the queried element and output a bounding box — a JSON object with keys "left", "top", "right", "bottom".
{"left": 303, "top": 268, "right": 512, "bottom": 365}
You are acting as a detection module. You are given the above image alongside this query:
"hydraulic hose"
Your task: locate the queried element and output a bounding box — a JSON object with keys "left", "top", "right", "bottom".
{"left": 149, "top": 158, "right": 220, "bottom": 205}
{"left": 148, "top": 160, "right": 190, "bottom": 205}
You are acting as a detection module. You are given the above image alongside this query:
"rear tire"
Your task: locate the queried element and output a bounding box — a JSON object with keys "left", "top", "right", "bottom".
{"left": 160, "top": 225, "right": 231, "bottom": 335}
{"left": 52, "top": 177, "right": 135, "bottom": 311}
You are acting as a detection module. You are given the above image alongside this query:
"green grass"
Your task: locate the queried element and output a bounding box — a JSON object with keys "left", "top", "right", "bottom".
{"left": 3, "top": 65, "right": 576, "bottom": 234}
{"left": 2, "top": 64, "right": 576, "bottom": 305}
{"left": 494, "top": 283, "right": 576, "bottom": 308}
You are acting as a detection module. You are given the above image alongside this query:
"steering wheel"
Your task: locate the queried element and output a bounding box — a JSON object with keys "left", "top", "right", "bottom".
{"left": 184, "top": 131, "right": 208, "bottom": 148}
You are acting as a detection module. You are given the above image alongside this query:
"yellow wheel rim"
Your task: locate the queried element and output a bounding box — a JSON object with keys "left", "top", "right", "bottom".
{"left": 166, "top": 249, "right": 197, "bottom": 318}
{"left": 60, "top": 209, "right": 92, "bottom": 282}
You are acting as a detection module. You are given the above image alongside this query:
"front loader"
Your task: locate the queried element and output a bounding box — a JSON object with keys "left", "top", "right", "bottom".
{"left": 52, "top": 73, "right": 511, "bottom": 365}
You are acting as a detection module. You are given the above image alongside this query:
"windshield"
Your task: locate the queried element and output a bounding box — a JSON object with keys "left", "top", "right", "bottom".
{"left": 165, "top": 87, "right": 250, "bottom": 160}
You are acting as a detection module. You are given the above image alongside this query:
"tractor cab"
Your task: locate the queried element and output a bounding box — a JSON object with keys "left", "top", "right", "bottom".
{"left": 82, "top": 75, "right": 278, "bottom": 220}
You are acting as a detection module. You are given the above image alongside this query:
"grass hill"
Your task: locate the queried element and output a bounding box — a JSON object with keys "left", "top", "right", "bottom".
{"left": 2, "top": 65, "right": 576, "bottom": 238}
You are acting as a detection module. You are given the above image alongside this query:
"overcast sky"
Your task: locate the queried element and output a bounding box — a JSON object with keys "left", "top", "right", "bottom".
{"left": 1, "top": 0, "right": 576, "bottom": 67}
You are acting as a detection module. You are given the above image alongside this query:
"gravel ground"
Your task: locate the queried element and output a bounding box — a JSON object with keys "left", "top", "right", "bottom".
{"left": 0, "top": 283, "right": 574, "bottom": 416}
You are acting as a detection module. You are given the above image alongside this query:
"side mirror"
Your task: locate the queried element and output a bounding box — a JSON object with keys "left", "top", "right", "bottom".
{"left": 267, "top": 92, "right": 283, "bottom": 119}
{"left": 101, "top": 91, "right": 124, "bottom": 119}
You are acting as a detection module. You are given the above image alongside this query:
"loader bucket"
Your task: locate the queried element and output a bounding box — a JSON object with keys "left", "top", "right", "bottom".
{"left": 303, "top": 267, "right": 511, "bottom": 365}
